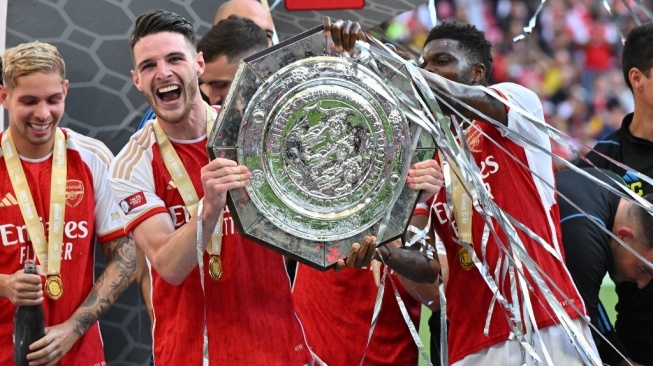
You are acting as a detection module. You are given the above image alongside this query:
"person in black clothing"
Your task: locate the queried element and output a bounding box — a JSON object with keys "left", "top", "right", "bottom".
{"left": 558, "top": 168, "right": 653, "bottom": 366}
{"left": 577, "top": 22, "right": 653, "bottom": 365}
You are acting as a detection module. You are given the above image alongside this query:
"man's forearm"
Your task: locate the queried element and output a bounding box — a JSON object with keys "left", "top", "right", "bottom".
{"left": 69, "top": 235, "right": 136, "bottom": 336}
{"left": 378, "top": 245, "right": 439, "bottom": 283}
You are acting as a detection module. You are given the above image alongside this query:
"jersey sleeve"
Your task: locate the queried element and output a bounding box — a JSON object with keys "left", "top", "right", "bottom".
{"left": 109, "top": 130, "right": 169, "bottom": 235}
{"left": 67, "top": 130, "right": 125, "bottom": 243}
{"left": 491, "top": 82, "right": 549, "bottom": 149}
{"left": 91, "top": 155, "right": 126, "bottom": 243}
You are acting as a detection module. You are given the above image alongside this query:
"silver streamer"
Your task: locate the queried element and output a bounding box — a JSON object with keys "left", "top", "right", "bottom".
{"left": 364, "top": 33, "right": 608, "bottom": 364}
{"left": 513, "top": 0, "right": 548, "bottom": 42}
{"left": 513, "top": 0, "right": 652, "bottom": 44}
{"left": 428, "top": 0, "right": 438, "bottom": 28}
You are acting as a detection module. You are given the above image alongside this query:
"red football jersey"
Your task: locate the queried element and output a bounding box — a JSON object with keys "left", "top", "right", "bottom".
{"left": 0, "top": 128, "right": 123, "bottom": 366}
{"left": 430, "top": 83, "right": 585, "bottom": 363}
{"left": 110, "top": 113, "right": 313, "bottom": 365}
{"left": 293, "top": 263, "right": 422, "bottom": 365}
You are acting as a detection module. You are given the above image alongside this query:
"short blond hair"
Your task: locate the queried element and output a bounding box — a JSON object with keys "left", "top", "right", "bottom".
{"left": 1, "top": 41, "right": 66, "bottom": 90}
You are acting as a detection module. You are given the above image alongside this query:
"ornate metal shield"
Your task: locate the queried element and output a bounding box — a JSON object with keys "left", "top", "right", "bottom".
{"left": 207, "top": 26, "right": 436, "bottom": 270}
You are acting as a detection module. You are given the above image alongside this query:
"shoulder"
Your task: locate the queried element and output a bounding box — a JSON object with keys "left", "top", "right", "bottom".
{"left": 490, "top": 82, "right": 541, "bottom": 107}
{"left": 589, "top": 129, "right": 625, "bottom": 157}
{"left": 111, "top": 123, "right": 157, "bottom": 181}
{"left": 63, "top": 128, "right": 114, "bottom": 167}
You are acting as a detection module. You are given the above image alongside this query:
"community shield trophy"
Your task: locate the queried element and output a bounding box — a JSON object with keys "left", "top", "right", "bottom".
{"left": 207, "top": 26, "right": 437, "bottom": 270}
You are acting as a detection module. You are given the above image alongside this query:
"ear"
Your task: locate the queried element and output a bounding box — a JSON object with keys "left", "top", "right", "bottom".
{"left": 62, "top": 79, "right": 70, "bottom": 98}
{"left": 617, "top": 226, "right": 635, "bottom": 241}
{"left": 629, "top": 68, "right": 643, "bottom": 90}
{"left": 470, "top": 63, "right": 486, "bottom": 85}
{"left": 196, "top": 51, "right": 206, "bottom": 77}
{"left": 131, "top": 70, "right": 142, "bottom": 91}
{"left": 0, "top": 85, "right": 8, "bottom": 108}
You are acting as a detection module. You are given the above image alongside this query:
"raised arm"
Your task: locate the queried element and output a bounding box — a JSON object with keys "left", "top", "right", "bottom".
{"left": 418, "top": 69, "right": 508, "bottom": 126}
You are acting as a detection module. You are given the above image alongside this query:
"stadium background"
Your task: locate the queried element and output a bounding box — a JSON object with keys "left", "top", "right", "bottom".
{"left": 3, "top": 0, "right": 646, "bottom": 364}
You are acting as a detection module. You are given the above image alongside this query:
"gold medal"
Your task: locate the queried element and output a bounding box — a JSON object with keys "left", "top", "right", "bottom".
{"left": 45, "top": 275, "right": 63, "bottom": 300}
{"left": 209, "top": 256, "right": 223, "bottom": 280}
{"left": 458, "top": 247, "right": 474, "bottom": 270}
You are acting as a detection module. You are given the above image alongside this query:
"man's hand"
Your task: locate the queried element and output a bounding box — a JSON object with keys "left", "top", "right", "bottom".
{"left": 201, "top": 158, "right": 251, "bottom": 219}
{"left": 0, "top": 266, "right": 44, "bottom": 306}
{"left": 335, "top": 236, "right": 377, "bottom": 271}
{"left": 322, "top": 16, "right": 365, "bottom": 54}
{"left": 26, "top": 320, "right": 80, "bottom": 366}
{"left": 407, "top": 159, "right": 443, "bottom": 202}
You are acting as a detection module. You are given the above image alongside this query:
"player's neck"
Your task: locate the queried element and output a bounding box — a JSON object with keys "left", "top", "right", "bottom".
{"left": 629, "top": 104, "right": 653, "bottom": 141}
{"left": 159, "top": 102, "right": 208, "bottom": 140}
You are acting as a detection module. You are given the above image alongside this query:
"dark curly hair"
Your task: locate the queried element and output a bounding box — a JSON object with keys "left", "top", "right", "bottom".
{"left": 424, "top": 21, "right": 493, "bottom": 83}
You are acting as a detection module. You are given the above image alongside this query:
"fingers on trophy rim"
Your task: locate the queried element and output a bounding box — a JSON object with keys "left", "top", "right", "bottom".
{"left": 322, "top": 16, "right": 332, "bottom": 36}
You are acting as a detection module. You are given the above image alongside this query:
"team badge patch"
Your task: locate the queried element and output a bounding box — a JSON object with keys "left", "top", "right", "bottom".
{"left": 65, "top": 180, "right": 84, "bottom": 207}
{"left": 119, "top": 192, "right": 147, "bottom": 214}
{"left": 466, "top": 125, "right": 482, "bottom": 153}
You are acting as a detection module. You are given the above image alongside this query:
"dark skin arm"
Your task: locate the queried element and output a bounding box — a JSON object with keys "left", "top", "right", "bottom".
{"left": 322, "top": 17, "right": 365, "bottom": 54}
{"left": 335, "top": 160, "right": 442, "bottom": 285}
{"left": 323, "top": 16, "right": 508, "bottom": 126}
{"left": 417, "top": 68, "right": 509, "bottom": 126}
{"left": 378, "top": 213, "right": 440, "bottom": 283}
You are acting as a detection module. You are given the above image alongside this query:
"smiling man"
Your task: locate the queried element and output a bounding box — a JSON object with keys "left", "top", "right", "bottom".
{"left": 0, "top": 41, "right": 135, "bottom": 366}
{"left": 109, "top": 10, "right": 312, "bottom": 365}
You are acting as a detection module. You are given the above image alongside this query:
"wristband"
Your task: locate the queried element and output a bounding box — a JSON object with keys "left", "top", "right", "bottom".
{"left": 413, "top": 202, "right": 430, "bottom": 216}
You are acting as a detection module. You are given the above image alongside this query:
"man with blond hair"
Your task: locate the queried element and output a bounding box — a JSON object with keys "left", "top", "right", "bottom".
{"left": 0, "top": 41, "right": 136, "bottom": 366}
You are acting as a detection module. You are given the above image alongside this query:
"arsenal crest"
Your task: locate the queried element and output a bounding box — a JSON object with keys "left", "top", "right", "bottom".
{"left": 66, "top": 180, "right": 84, "bottom": 207}
{"left": 466, "top": 124, "right": 482, "bottom": 153}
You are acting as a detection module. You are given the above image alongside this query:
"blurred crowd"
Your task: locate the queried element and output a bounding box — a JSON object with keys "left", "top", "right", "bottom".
{"left": 380, "top": 0, "right": 652, "bottom": 168}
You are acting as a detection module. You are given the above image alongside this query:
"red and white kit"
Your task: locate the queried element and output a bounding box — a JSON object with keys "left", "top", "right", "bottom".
{"left": 428, "top": 83, "right": 585, "bottom": 363}
{"left": 293, "top": 263, "right": 422, "bottom": 365}
{"left": 0, "top": 128, "right": 123, "bottom": 366}
{"left": 110, "top": 113, "right": 313, "bottom": 366}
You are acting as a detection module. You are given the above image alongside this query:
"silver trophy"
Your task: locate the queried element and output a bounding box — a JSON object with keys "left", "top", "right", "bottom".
{"left": 207, "top": 26, "right": 436, "bottom": 270}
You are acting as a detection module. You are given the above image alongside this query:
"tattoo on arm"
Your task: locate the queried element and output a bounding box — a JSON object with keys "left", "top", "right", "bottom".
{"left": 72, "top": 236, "right": 137, "bottom": 336}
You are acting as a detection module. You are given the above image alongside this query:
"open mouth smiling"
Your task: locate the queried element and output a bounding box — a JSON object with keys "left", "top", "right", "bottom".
{"left": 156, "top": 84, "right": 182, "bottom": 103}
{"left": 28, "top": 122, "right": 53, "bottom": 132}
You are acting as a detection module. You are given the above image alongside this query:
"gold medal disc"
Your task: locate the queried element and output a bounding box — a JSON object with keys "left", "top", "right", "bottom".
{"left": 209, "top": 256, "right": 223, "bottom": 280}
{"left": 45, "top": 275, "right": 63, "bottom": 300}
{"left": 458, "top": 247, "right": 474, "bottom": 271}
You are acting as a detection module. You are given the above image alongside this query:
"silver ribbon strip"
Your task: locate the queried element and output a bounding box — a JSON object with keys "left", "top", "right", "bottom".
{"left": 196, "top": 198, "right": 209, "bottom": 360}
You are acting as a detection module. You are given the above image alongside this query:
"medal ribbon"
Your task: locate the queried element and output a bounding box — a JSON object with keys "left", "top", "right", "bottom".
{"left": 152, "top": 104, "right": 224, "bottom": 257}
{"left": 2, "top": 128, "right": 67, "bottom": 276}
{"left": 153, "top": 104, "right": 220, "bottom": 361}
{"left": 445, "top": 151, "right": 474, "bottom": 258}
